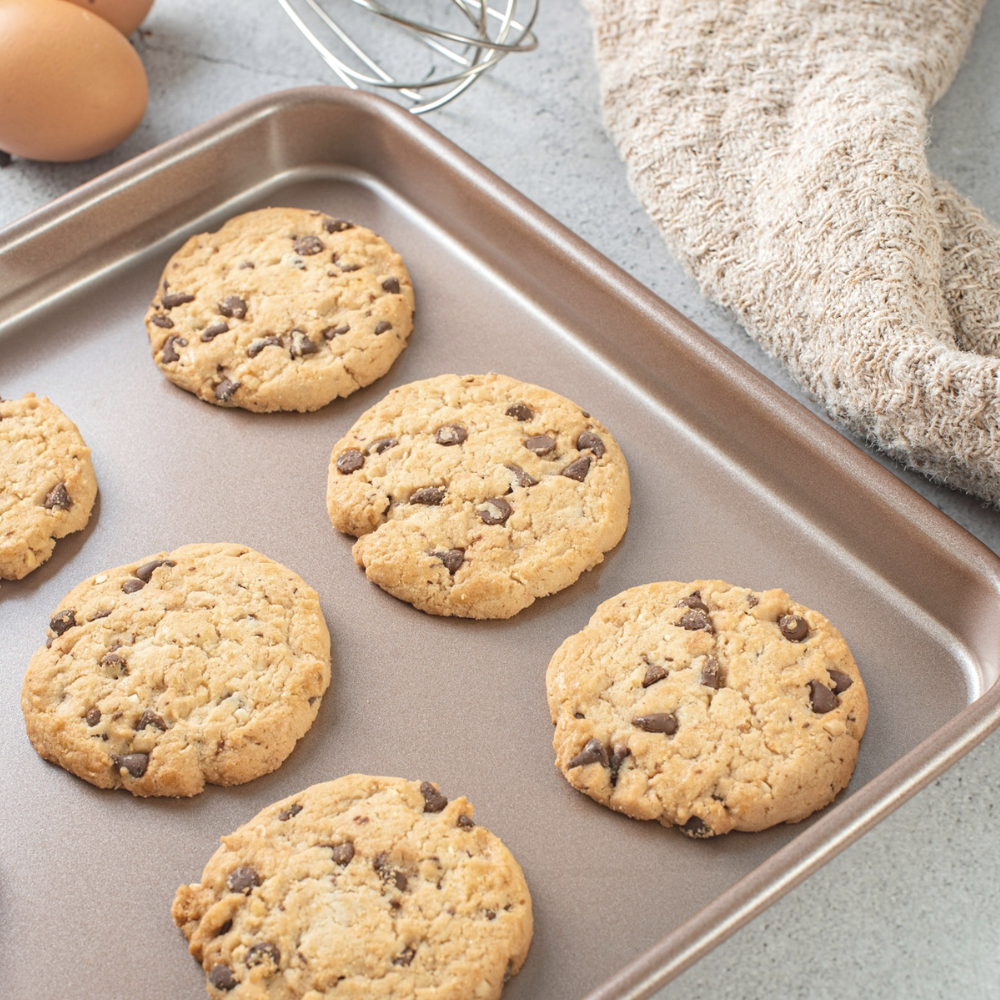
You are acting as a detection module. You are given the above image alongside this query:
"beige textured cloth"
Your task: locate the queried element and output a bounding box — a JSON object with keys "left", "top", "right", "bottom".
{"left": 587, "top": 0, "right": 1000, "bottom": 501}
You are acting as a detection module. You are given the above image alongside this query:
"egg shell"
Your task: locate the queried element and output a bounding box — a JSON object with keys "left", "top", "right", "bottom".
{"left": 58, "top": 0, "right": 154, "bottom": 36}
{"left": 0, "top": 0, "right": 149, "bottom": 162}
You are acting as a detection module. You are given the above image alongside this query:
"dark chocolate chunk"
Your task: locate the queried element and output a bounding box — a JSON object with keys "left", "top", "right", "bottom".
{"left": 632, "top": 713, "right": 678, "bottom": 735}
{"left": 457, "top": 814, "right": 475, "bottom": 828}
{"left": 373, "top": 853, "right": 407, "bottom": 891}
{"left": 49, "top": 609, "right": 76, "bottom": 635}
{"left": 227, "top": 866, "right": 262, "bottom": 894}
{"left": 505, "top": 402, "right": 533, "bottom": 420}
{"left": 561, "top": 456, "right": 592, "bottom": 481}
{"left": 336, "top": 449, "right": 365, "bottom": 474}
{"left": 247, "top": 336, "right": 282, "bottom": 358}
{"left": 479, "top": 497, "right": 512, "bottom": 525}
{"left": 323, "top": 217, "right": 354, "bottom": 232}
{"left": 323, "top": 324, "right": 350, "bottom": 339}
{"left": 161, "top": 335, "right": 187, "bottom": 363}
{"left": 828, "top": 669, "right": 853, "bottom": 694}
{"left": 808, "top": 680, "right": 838, "bottom": 714}
{"left": 609, "top": 745, "right": 630, "bottom": 786}
{"left": 218, "top": 295, "right": 247, "bottom": 319}
{"left": 43, "top": 482, "right": 72, "bottom": 510}
{"left": 642, "top": 662, "right": 668, "bottom": 687}
{"left": 137, "top": 709, "right": 167, "bottom": 731}
{"left": 111, "top": 753, "right": 149, "bottom": 778}
{"left": 215, "top": 378, "right": 240, "bottom": 403}
{"left": 101, "top": 651, "right": 127, "bottom": 676}
{"left": 208, "top": 965, "right": 237, "bottom": 991}
{"left": 567, "top": 737, "right": 609, "bottom": 769}
{"left": 89, "top": 609, "right": 111, "bottom": 621}
{"left": 294, "top": 235, "right": 324, "bottom": 255}
{"left": 411, "top": 487, "right": 446, "bottom": 505}
{"left": 504, "top": 463, "right": 539, "bottom": 488}
{"left": 246, "top": 942, "right": 280, "bottom": 968}
{"left": 677, "top": 594, "right": 710, "bottom": 613}
{"left": 435, "top": 424, "right": 467, "bottom": 446}
{"left": 577, "top": 431, "right": 606, "bottom": 457}
{"left": 393, "top": 947, "right": 416, "bottom": 967}
{"left": 367, "top": 437, "right": 397, "bottom": 454}
{"left": 150, "top": 313, "right": 174, "bottom": 329}
{"left": 330, "top": 842, "right": 355, "bottom": 866}
{"left": 679, "top": 816, "right": 713, "bottom": 839}
{"left": 121, "top": 577, "right": 145, "bottom": 594}
{"left": 135, "top": 559, "right": 175, "bottom": 583}
{"left": 278, "top": 803, "right": 303, "bottom": 821}
{"left": 524, "top": 434, "right": 555, "bottom": 455}
{"left": 201, "top": 321, "right": 229, "bottom": 341}
{"left": 289, "top": 330, "right": 319, "bottom": 357}
{"left": 779, "top": 614, "right": 809, "bottom": 642}
{"left": 679, "top": 608, "right": 713, "bottom": 632}
{"left": 434, "top": 548, "right": 465, "bottom": 573}
{"left": 161, "top": 291, "right": 195, "bottom": 309}
{"left": 701, "top": 656, "right": 722, "bottom": 689}
{"left": 85, "top": 707, "right": 101, "bottom": 727}
{"left": 420, "top": 780, "right": 448, "bottom": 812}
{"left": 338, "top": 262, "right": 361, "bottom": 272}
{"left": 373, "top": 320, "right": 393, "bottom": 334}
{"left": 382, "top": 277, "right": 400, "bottom": 294}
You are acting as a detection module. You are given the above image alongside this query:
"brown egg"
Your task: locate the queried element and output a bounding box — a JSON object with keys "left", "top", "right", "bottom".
{"left": 0, "top": 0, "right": 149, "bottom": 162}
{"left": 58, "top": 0, "right": 154, "bottom": 36}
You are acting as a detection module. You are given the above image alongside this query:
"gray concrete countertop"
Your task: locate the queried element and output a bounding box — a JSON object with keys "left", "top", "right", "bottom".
{"left": 2, "top": 1, "right": 998, "bottom": 996}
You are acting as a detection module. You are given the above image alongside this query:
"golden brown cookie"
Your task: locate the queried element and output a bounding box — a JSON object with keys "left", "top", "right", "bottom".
{"left": 547, "top": 580, "right": 868, "bottom": 836}
{"left": 0, "top": 392, "right": 97, "bottom": 580}
{"left": 144, "top": 207, "right": 414, "bottom": 412}
{"left": 326, "top": 373, "right": 630, "bottom": 618}
{"left": 172, "top": 774, "right": 533, "bottom": 999}
{"left": 20, "top": 542, "right": 331, "bottom": 797}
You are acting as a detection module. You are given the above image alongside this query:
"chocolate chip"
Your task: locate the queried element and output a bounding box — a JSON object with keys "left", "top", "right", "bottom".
{"left": 161, "top": 335, "right": 187, "bottom": 363}
{"left": 434, "top": 549, "right": 464, "bottom": 573}
{"left": 373, "top": 853, "right": 407, "bottom": 891}
{"left": 420, "top": 780, "right": 448, "bottom": 812}
{"left": 367, "top": 437, "right": 397, "bottom": 454}
{"left": 828, "top": 669, "right": 853, "bottom": 694}
{"left": 227, "top": 866, "right": 261, "bottom": 894}
{"left": 111, "top": 752, "right": 149, "bottom": 778}
{"left": 336, "top": 449, "right": 365, "bottom": 474}
{"left": 121, "top": 578, "right": 145, "bottom": 594}
{"left": 567, "top": 737, "right": 609, "bottom": 769}
{"left": 505, "top": 402, "right": 533, "bottom": 420}
{"left": 101, "top": 651, "right": 127, "bottom": 676}
{"left": 294, "top": 235, "right": 324, "bottom": 255}
{"left": 701, "top": 656, "right": 722, "bottom": 689}
{"left": 291, "top": 330, "right": 320, "bottom": 358}
{"left": 201, "top": 322, "right": 229, "bottom": 341}
{"left": 677, "top": 594, "right": 710, "bottom": 613}
{"left": 679, "top": 609, "right": 712, "bottom": 632}
{"left": 679, "top": 816, "right": 713, "bottom": 839}
{"left": 49, "top": 609, "right": 76, "bottom": 635}
{"left": 779, "top": 614, "right": 809, "bottom": 641}
{"left": 43, "top": 482, "right": 72, "bottom": 510}
{"left": 135, "top": 559, "right": 175, "bottom": 583}
{"left": 247, "top": 335, "right": 282, "bottom": 358}
{"left": 89, "top": 609, "right": 111, "bottom": 621}
{"left": 330, "top": 842, "right": 355, "bottom": 866}
{"left": 137, "top": 709, "right": 167, "bottom": 731}
{"left": 85, "top": 707, "right": 101, "bottom": 726}
{"left": 577, "top": 431, "right": 606, "bottom": 457}
{"left": 561, "top": 456, "right": 592, "bottom": 481}
{"left": 338, "top": 262, "right": 361, "bottom": 272}
{"left": 458, "top": 814, "right": 475, "bottom": 829}
{"left": 808, "top": 680, "right": 838, "bottom": 714}
{"left": 161, "top": 292, "right": 195, "bottom": 309}
{"left": 208, "top": 965, "right": 237, "bottom": 991}
{"left": 323, "top": 217, "right": 354, "bottom": 232}
{"left": 435, "top": 424, "right": 467, "bottom": 446}
{"left": 748, "top": 593, "right": 759, "bottom": 608}
{"left": 411, "top": 487, "right": 446, "bottom": 505}
{"left": 642, "top": 662, "right": 668, "bottom": 687}
{"left": 524, "top": 434, "right": 555, "bottom": 455}
{"left": 393, "top": 947, "right": 416, "bottom": 967}
{"left": 278, "top": 803, "right": 302, "bottom": 821}
{"left": 323, "top": 324, "right": 350, "bottom": 339}
{"left": 609, "top": 745, "right": 630, "bottom": 786}
{"left": 632, "top": 713, "right": 678, "bottom": 734}
{"left": 218, "top": 295, "right": 247, "bottom": 319}
{"left": 215, "top": 377, "right": 240, "bottom": 403}
{"left": 479, "top": 497, "right": 512, "bottom": 525}
{"left": 246, "top": 942, "right": 280, "bottom": 968}
{"left": 150, "top": 313, "right": 174, "bottom": 329}
{"left": 504, "top": 463, "right": 539, "bottom": 488}
{"left": 374, "top": 321, "right": 393, "bottom": 334}
{"left": 382, "top": 277, "right": 400, "bottom": 294}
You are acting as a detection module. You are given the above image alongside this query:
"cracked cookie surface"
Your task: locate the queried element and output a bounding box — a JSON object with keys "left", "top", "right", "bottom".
{"left": 326, "top": 373, "right": 631, "bottom": 618}
{"left": 20, "top": 542, "right": 331, "bottom": 797}
{"left": 172, "top": 774, "right": 533, "bottom": 999}
{"left": 546, "top": 580, "right": 868, "bottom": 836}
{"left": 145, "top": 207, "right": 414, "bottom": 412}
{"left": 0, "top": 393, "right": 98, "bottom": 581}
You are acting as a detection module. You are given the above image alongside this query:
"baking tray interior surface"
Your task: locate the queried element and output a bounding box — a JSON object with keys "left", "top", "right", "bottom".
{"left": 2, "top": 89, "right": 999, "bottom": 1000}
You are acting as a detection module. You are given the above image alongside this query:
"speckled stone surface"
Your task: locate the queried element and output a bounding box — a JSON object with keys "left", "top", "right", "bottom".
{"left": 2, "top": 0, "right": 999, "bottom": 995}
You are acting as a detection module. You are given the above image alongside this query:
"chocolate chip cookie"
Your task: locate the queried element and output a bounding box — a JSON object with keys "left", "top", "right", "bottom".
{"left": 0, "top": 392, "right": 98, "bottom": 581}
{"left": 20, "top": 543, "right": 331, "bottom": 797}
{"left": 547, "top": 580, "right": 868, "bottom": 837}
{"left": 172, "top": 774, "right": 533, "bottom": 999}
{"left": 144, "top": 207, "right": 414, "bottom": 412}
{"left": 326, "top": 373, "right": 631, "bottom": 618}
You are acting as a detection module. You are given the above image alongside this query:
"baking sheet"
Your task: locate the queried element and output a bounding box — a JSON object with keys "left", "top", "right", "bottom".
{"left": 2, "top": 87, "right": 999, "bottom": 1000}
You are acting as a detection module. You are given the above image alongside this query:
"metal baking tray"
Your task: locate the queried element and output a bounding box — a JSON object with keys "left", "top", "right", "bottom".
{"left": 2, "top": 87, "right": 999, "bottom": 1000}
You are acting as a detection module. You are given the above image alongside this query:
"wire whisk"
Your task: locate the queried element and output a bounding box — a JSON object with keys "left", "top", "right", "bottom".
{"left": 277, "top": 0, "right": 539, "bottom": 114}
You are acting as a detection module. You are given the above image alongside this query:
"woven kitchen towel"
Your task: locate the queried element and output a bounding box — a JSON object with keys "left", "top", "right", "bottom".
{"left": 587, "top": 0, "right": 1000, "bottom": 501}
